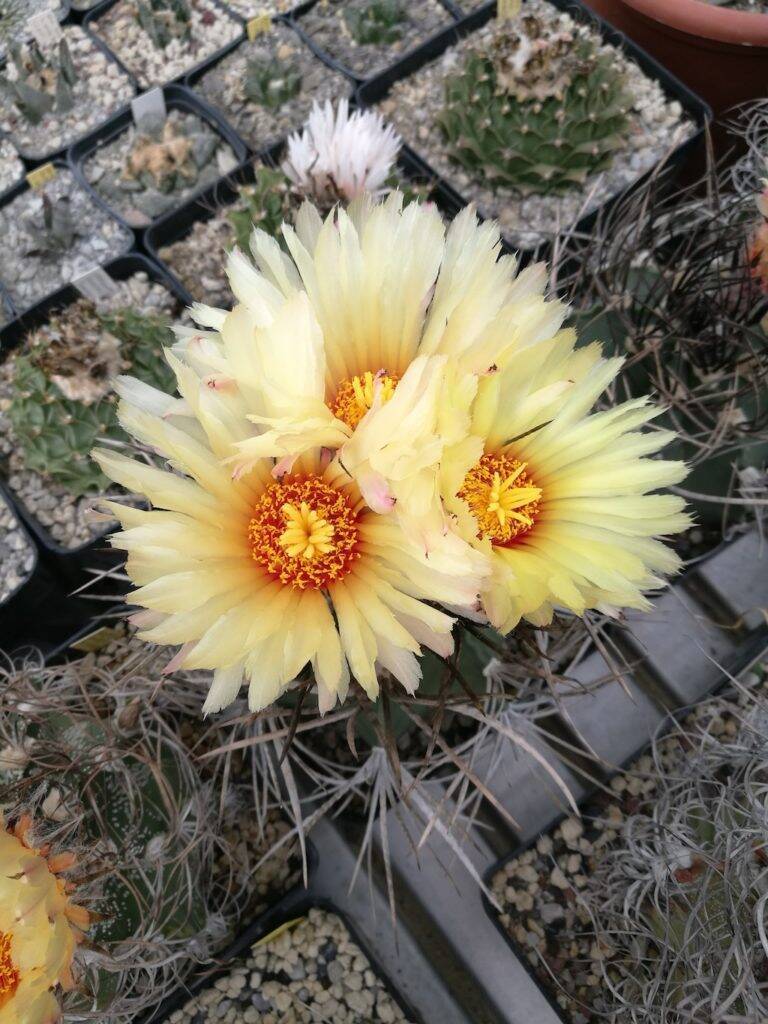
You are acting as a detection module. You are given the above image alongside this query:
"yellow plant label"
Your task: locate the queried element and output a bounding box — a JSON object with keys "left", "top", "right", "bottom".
{"left": 255, "top": 917, "right": 305, "bottom": 947}
{"left": 71, "top": 626, "right": 124, "bottom": 653}
{"left": 247, "top": 13, "right": 271, "bottom": 40}
{"left": 26, "top": 162, "right": 56, "bottom": 190}
{"left": 498, "top": 0, "right": 521, "bottom": 19}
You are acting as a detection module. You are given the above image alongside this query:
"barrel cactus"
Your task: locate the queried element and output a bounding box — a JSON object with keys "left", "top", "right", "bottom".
{"left": 7, "top": 301, "right": 175, "bottom": 497}
{"left": 438, "top": 13, "right": 632, "bottom": 196}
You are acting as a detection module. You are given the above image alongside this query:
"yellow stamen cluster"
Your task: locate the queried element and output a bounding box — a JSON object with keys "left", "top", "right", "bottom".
{"left": 0, "top": 932, "right": 19, "bottom": 1005}
{"left": 458, "top": 452, "right": 542, "bottom": 546}
{"left": 249, "top": 476, "right": 361, "bottom": 590}
{"left": 329, "top": 370, "right": 400, "bottom": 430}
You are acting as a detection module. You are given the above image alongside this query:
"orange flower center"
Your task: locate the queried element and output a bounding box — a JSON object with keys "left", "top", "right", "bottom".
{"left": 0, "top": 932, "right": 19, "bottom": 1005}
{"left": 458, "top": 452, "right": 541, "bottom": 547}
{"left": 248, "top": 476, "right": 361, "bottom": 590}
{"left": 329, "top": 370, "right": 400, "bottom": 430}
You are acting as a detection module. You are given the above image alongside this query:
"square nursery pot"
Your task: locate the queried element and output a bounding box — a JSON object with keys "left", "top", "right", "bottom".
{"left": 183, "top": 17, "right": 350, "bottom": 158}
{"left": 0, "top": 253, "right": 188, "bottom": 590}
{"left": 70, "top": 83, "right": 249, "bottom": 233}
{"left": 0, "top": 160, "right": 134, "bottom": 317}
{"left": 583, "top": 0, "right": 768, "bottom": 119}
{"left": 84, "top": 0, "right": 244, "bottom": 92}
{"left": 0, "top": 20, "right": 135, "bottom": 164}
{"left": 356, "top": 0, "right": 712, "bottom": 265}
{"left": 144, "top": 147, "right": 458, "bottom": 306}
{"left": 288, "top": 0, "right": 461, "bottom": 84}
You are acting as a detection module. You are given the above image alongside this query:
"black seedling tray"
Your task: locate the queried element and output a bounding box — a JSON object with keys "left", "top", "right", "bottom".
{"left": 70, "top": 83, "right": 249, "bottom": 235}
{"left": 0, "top": 160, "right": 135, "bottom": 318}
{"left": 0, "top": 253, "right": 187, "bottom": 587}
{"left": 356, "top": 0, "right": 712, "bottom": 265}
{"left": 0, "top": 18, "right": 136, "bottom": 166}
{"left": 145, "top": 145, "right": 461, "bottom": 304}
{"left": 84, "top": 0, "right": 246, "bottom": 93}
{"left": 289, "top": 0, "right": 461, "bottom": 86}
{"left": 480, "top": 607, "right": 768, "bottom": 1024}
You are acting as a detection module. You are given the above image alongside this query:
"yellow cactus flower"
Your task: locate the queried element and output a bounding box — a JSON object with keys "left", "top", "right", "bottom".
{"left": 0, "top": 815, "right": 90, "bottom": 1024}
{"left": 177, "top": 191, "right": 568, "bottom": 525}
{"left": 93, "top": 353, "right": 488, "bottom": 710}
{"left": 442, "top": 330, "right": 691, "bottom": 632}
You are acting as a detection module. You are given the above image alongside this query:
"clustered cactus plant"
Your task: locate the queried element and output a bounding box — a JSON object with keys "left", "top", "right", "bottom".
{"left": 243, "top": 53, "right": 303, "bottom": 109}
{"left": 438, "top": 13, "right": 632, "bottom": 196}
{"left": 343, "top": 0, "right": 406, "bottom": 45}
{"left": 587, "top": 693, "right": 768, "bottom": 1022}
{"left": 7, "top": 301, "right": 175, "bottom": 496}
{"left": 134, "top": 0, "right": 192, "bottom": 49}
{"left": 0, "top": 37, "right": 79, "bottom": 124}
{"left": 0, "top": 643, "right": 258, "bottom": 1023}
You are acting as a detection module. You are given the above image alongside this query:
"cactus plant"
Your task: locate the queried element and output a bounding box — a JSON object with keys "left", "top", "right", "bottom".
{"left": 437, "top": 14, "right": 632, "bottom": 196}
{"left": 134, "top": 0, "right": 191, "bottom": 49}
{"left": 124, "top": 117, "right": 196, "bottom": 192}
{"left": 0, "top": 37, "right": 79, "bottom": 124}
{"left": 22, "top": 193, "right": 78, "bottom": 256}
{"left": 343, "top": 0, "right": 406, "bottom": 45}
{"left": 243, "top": 53, "right": 303, "bottom": 109}
{"left": 227, "top": 166, "right": 294, "bottom": 252}
{"left": 7, "top": 301, "right": 176, "bottom": 496}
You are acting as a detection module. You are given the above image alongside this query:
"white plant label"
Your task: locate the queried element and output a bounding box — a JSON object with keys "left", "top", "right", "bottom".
{"left": 27, "top": 10, "right": 63, "bottom": 48}
{"left": 73, "top": 267, "right": 120, "bottom": 303}
{"left": 131, "top": 87, "right": 167, "bottom": 126}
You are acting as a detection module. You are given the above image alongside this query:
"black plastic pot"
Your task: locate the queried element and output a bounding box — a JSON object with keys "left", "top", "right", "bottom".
{"left": 84, "top": 0, "right": 245, "bottom": 93}
{"left": 356, "top": 0, "right": 712, "bottom": 264}
{"left": 289, "top": 0, "right": 461, "bottom": 85}
{"left": 0, "top": 21, "right": 136, "bottom": 165}
{"left": 70, "top": 83, "right": 249, "bottom": 235}
{"left": 480, "top": 618, "right": 768, "bottom": 1024}
{"left": 0, "top": 253, "right": 187, "bottom": 589}
{"left": 145, "top": 147, "right": 462, "bottom": 304}
{"left": 140, "top": 892, "right": 425, "bottom": 1024}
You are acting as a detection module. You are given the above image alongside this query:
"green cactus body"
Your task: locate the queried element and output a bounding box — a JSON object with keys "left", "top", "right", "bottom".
{"left": 135, "top": 0, "right": 192, "bottom": 49}
{"left": 343, "top": 1, "right": 406, "bottom": 46}
{"left": 7, "top": 303, "right": 176, "bottom": 497}
{"left": 243, "top": 54, "right": 303, "bottom": 110}
{"left": 0, "top": 38, "right": 79, "bottom": 124}
{"left": 227, "top": 167, "right": 294, "bottom": 252}
{"left": 438, "top": 28, "right": 631, "bottom": 196}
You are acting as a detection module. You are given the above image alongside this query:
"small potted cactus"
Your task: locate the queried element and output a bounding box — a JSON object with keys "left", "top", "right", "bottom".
{"left": 0, "top": 167, "right": 132, "bottom": 314}
{"left": 0, "top": 263, "right": 182, "bottom": 552}
{"left": 77, "top": 91, "right": 243, "bottom": 228}
{"left": 377, "top": 0, "right": 695, "bottom": 252}
{"left": 87, "top": 0, "right": 242, "bottom": 90}
{"left": 0, "top": 29, "right": 134, "bottom": 161}
{"left": 293, "top": 0, "right": 455, "bottom": 80}
{"left": 191, "top": 20, "right": 347, "bottom": 153}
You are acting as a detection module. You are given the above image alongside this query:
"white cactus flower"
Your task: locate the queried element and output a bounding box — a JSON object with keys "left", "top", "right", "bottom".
{"left": 282, "top": 98, "right": 401, "bottom": 205}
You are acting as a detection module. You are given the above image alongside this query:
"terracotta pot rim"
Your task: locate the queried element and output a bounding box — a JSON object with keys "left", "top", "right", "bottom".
{"left": 617, "top": 0, "right": 768, "bottom": 45}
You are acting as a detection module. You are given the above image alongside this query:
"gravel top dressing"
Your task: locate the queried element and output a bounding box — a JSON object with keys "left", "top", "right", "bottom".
{"left": 224, "top": 0, "right": 300, "bottom": 12}
{"left": 0, "top": 169, "right": 133, "bottom": 314}
{"left": 296, "top": 0, "right": 454, "bottom": 80}
{"left": 0, "top": 272, "right": 179, "bottom": 550}
{"left": 195, "top": 23, "right": 348, "bottom": 153}
{"left": 82, "top": 107, "right": 240, "bottom": 228}
{"left": 0, "top": 140, "right": 24, "bottom": 194}
{"left": 0, "top": 495, "right": 34, "bottom": 604}
{"left": 171, "top": 908, "right": 414, "bottom": 1023}
{"left": 491, "top": 669, "right": 768, "bottom": 1024}
{"left": 90, "top": 0, "right": 242, "bottom": 89}
{"left": 381, "top": 0, "right": 693, "bottom": 250}
{"left": 0, "top": 26, "right": 134, "bottom": 160}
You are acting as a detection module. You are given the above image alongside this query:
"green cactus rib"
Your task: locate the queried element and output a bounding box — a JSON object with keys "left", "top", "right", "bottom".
{"left": 8, "top": 306, "right": 176, "bottom": 498}
{"left": 438, "top": 43, "right": 632, "bottom": 197}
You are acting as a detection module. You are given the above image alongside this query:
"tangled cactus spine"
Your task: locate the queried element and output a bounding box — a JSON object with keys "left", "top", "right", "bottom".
{"left": 0, "top": 38, "right": 79, "bottom": 124}
{"left": 343, "top": 0, "right": 406, "bottom": 45}
{"left": 438, "top": 16, "right": 631, "bottom": 196}
{"left": 243, "top": 54, "right": 303, "bottom": 110}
